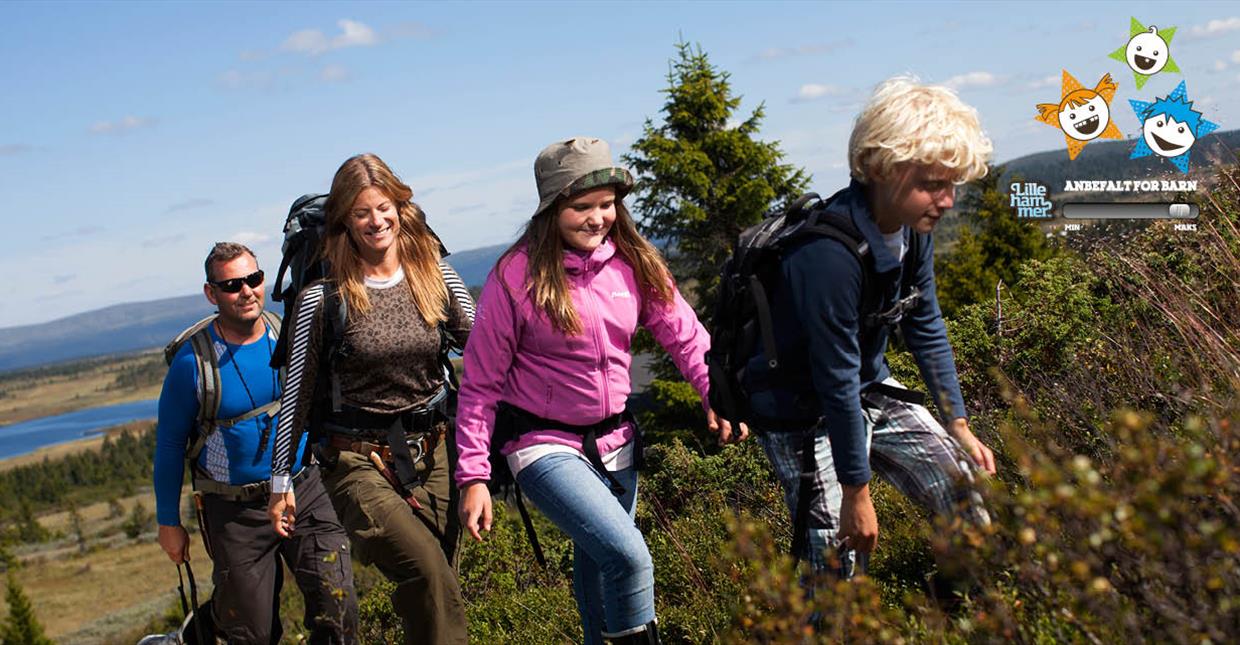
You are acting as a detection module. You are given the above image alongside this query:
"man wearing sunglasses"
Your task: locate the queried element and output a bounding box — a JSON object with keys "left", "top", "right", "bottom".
{"left": 153, "top": 242, "right": 359, "bottom": 643}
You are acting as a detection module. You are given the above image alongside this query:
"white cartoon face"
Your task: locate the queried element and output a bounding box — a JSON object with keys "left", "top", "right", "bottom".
{"left": 1057, "top": 95, "right": 1112, "bottom": 141}
{"left": 1126, "top": 27, "right": 1169, "bottom": 75}
{"left": 1142, "top": 115, "right": 1196, "bottom": 158}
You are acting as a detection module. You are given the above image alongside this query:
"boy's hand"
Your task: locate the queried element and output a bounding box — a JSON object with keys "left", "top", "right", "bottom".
{"left": 707, "top": 408, "right": 749, "bottom": 444}
{"left": 949, "top": 418, "right": 996, "bottom": 476}
{"left": 839, "top": 483, "right": 878, "bottom": 553}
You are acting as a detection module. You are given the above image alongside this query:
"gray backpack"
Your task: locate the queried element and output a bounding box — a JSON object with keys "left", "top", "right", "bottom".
{"left": 163, "top": 311, "right": 284, "bottom": 464}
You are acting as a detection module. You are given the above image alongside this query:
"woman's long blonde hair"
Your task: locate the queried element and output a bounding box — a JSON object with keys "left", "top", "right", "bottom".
{"left": 499, "top": 192, "right": 673, "bottom": 335}
{"left": 322, "top": 153, "right": 448, "bottom": 326}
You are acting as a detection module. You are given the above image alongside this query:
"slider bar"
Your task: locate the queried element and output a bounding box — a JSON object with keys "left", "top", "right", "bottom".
{"left": 1062, "top": 203, "right": 1198, "bottom": 220}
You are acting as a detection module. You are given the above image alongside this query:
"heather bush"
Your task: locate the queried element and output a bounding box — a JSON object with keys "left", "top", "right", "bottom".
{"left": 356, "top": 169, "right": 1239, "bottom": 643}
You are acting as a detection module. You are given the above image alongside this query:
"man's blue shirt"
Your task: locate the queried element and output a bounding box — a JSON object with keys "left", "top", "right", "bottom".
{"left": 745, "top": 179, "right": 968, "bottom": 486}
{"left": 153, "top": 321, "right": 306, "bottom": 526}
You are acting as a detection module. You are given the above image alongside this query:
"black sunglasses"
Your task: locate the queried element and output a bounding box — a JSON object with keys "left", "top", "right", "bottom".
{"left": 209, "top": 270, "right": 264, "bottom": 293}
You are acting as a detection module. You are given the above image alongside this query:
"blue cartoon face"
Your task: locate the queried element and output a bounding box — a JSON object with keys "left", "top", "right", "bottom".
{"left": 1126, "top": 26, "right": 1169, "bottom": 75}
{"left": 1142, "top": 115, "right": 1196, "bottom": 158}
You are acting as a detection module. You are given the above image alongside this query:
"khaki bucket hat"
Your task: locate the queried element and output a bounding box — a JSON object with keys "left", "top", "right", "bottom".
{"left": 533, "top": 137, "right": 634, "bottom": 217}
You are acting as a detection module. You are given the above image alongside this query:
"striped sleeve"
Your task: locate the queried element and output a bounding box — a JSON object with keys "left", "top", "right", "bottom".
{"left": 440, "top": 259, "right": 475, "bottom": 352}
{"left": 271, "top": 282, "right": 327, "bottom": 491}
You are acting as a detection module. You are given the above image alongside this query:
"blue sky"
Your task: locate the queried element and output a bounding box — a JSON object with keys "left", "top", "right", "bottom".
{"left": 3, "top": 1, "right": 1238, "bottom": 328}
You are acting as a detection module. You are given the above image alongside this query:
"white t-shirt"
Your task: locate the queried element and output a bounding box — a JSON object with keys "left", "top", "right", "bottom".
{"left": 507, "top": 439, "right": 634, "bottom": 478}
{"left": 364, "top": 268, "right": 404, "bottom": 289}
{"left": 882, "top": 229, "right": 907, "bottom": 263}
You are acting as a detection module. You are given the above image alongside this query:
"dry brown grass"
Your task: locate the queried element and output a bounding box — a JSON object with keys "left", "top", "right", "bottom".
{"left": 0, "top": 351, "right": 163, "bottom": 426}
{"left": 1, "top": 487, "right": 211, "bottom": 642}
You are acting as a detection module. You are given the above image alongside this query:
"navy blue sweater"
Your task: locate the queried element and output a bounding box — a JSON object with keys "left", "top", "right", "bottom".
{"left": 746, "top": 180, "right": 968, "bottom": 486}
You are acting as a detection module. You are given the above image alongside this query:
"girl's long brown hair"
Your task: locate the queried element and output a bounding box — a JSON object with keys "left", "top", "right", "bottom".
{"left": 499, "top": 190, "right": 673, "bottom": 335}
{"left": 322, "top": 153, "right": 448, "bottom": 326}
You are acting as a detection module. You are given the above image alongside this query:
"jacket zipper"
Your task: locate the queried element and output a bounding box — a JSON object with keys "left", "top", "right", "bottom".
{"left": 580, "top": 267, "right": 609, "bottom": 420}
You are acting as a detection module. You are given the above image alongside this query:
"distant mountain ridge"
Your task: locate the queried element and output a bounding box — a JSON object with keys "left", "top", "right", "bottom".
{"left": 4, "top": 132, "right": 1237, "bottom": 373}
{"left": 0, "top": 244, "right": 509, "bottom": 374}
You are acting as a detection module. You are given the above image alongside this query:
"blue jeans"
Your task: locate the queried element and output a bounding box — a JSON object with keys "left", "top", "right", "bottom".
{"left": 516, "top": 452, "right": 653, "bottom": 644}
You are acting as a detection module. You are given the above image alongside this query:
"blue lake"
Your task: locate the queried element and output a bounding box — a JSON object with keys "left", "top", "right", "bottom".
{"left": 0, "top": 399, "right": 158, "bottom": 461}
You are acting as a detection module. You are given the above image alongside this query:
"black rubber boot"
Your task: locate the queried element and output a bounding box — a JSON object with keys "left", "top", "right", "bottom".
{"left": 603, "top": 620, "right": 660, "bottom": 645}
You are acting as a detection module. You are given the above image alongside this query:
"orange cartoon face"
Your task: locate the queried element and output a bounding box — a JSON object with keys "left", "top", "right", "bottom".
{"left": 1055, "top": 91, "right": 1112, "bottom": 142}
{"left": 1035, "top": 71, "right": 1123, "bottom": 160}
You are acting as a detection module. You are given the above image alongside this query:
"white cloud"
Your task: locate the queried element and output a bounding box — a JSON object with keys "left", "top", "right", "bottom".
{"left": 217, "top": 68, "right": 281, "bottom": 91}
{"left": 89, "top": 115, "right": 157, "bottom": 135}
{"left": 282, "top": 29, "right": 330, "bottom": 56}
{"left": 1214, "top": 60, "right": 1228, "bottom": 72}
{"left": 320, "top": 64, "right": 351, "bottom": 83}
{"left": 141, "top": 233, "right": 185, "bottom": 248}
{"left": 942, "top": 71, "right": 1003, "bottom": 90}
{"left": 1232, "top": 50, "right": 1240, "bottom": 64}
{"left": 794, "top": 83, "right": 847, "bottom": 102}
{"left": 335, "top": 19, "right": 378, "bottom": 48}
{"left": 231, "top": 231, "right": 275, "bottom": 246}
{"left": 1028, "top": 75, "right": 1059, "bottom": 90}
{"left": 281, "top": 19, "right": 379, "bottom": 56}
{"left": 1188, "top": 17, "right": 1240, "bottom": 39}
{"left": 165, "top": 198, "right": 215, "bottom": 214}
{"left": 752, "top": 40, "right": 851, "bottom": 62}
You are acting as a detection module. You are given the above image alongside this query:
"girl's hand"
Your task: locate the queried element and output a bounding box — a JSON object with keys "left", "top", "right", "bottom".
{"left": 268, "top": 491, "right": 297, "bottom": 537}
{"left": 459, "top": 482, "right": 493, "bottom": 542}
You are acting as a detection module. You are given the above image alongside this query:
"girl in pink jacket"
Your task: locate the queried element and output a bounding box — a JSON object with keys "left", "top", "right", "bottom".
{"left": 456, "top": 137, "right": 742, "bottom": 645}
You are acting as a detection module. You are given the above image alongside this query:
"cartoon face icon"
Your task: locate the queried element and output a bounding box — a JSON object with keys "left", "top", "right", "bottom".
{"left": 1056, "top": 94, "right": 1112, "bottom": 141}
{"left": 1142, "top": 115, "right": 1196, "bottom": 158}
{"left": 1125, "top": 26, "right": 1169, "bottom": 75}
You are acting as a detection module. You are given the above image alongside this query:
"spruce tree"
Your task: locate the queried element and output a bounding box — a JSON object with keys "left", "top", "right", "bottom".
{"left": 2, "top": 574, "right": 53, "bottom": 645}
{"left": 935, "top": 167, "right": 1055, "bottom": 318}
{"left": 623, "top": 40, "right": 809, "bottom": 311}
{"left": 623, "top": 41, "right": 808, "bottom": 415}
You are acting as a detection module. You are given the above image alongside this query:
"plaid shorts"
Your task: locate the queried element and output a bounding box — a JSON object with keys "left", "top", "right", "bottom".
{"left": 756, "top": 378, "right": 990, "bottom": 576}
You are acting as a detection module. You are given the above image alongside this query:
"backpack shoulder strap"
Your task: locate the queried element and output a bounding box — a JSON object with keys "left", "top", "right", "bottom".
{"left": 259, "top": 310, "right": 285, "bottom": 383}
{"left": 798, "top": 207, "right": 891, "bottom": 329}
{"left": 165, "top": 315, "right": 216, "bottom": 366}
{"left": 185, "top": 323, "right": 222, "bottom": 464}
{"left": 322, "top": 282, "right": 349, "bottom": 414}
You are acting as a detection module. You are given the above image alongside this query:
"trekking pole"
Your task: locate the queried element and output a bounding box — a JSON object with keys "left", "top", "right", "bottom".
{"left": 183, "top": 561, "right": 208, "bottom": 645}
{"left": 176, "top": 563, "right": 191, "bottom": 618}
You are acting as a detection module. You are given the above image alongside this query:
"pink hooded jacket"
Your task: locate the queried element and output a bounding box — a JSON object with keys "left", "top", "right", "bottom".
{"left": 454, "top": 238, "right": 711, "bottom": 487}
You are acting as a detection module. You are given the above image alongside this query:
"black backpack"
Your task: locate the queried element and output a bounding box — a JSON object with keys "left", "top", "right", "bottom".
{"left": 706, "top": 190, "right": 924, "bottom": 426}
{"left": 267, "top": 193, "right": 462, "bottom": 454}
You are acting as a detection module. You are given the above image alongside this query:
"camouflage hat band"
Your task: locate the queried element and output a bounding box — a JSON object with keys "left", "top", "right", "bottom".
{"left": 558, "top": 167, "right": 634, "bottom": 201}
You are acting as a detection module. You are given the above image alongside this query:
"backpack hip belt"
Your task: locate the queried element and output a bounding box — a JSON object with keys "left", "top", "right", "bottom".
{"left": 494, "top": 402, "right": 640, "bottom": 496}
{"left": 193, "top": 466, "right": 309, "bottom": 503}
{"left": 321, "top": 388, "right": 451, "bottom": 490}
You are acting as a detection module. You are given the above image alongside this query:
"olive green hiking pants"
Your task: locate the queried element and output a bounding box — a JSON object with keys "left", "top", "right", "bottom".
{"left": 320, "top": 429, "right": 467, "bottom": 645}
